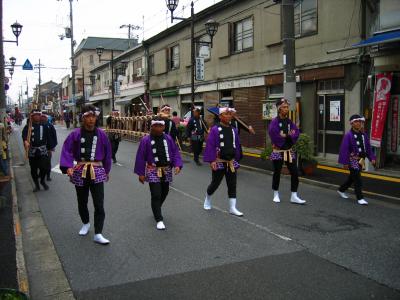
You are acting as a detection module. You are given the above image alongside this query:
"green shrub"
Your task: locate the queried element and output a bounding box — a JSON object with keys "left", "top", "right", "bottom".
{"left": 293, "top": 133, "right": 317, "bottom": 163}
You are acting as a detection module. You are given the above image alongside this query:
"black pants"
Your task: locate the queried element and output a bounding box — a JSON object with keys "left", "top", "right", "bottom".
{"left": 111, "top": 139, "right": 120, "bottom": 161}
{"left": 75, "top": 182, "right": 105, "bottom": 234}
{"left": 191, "top": 139, "right": 203, "bottom": 162}
{"left": 207, "top": 165, "right": 237, "bottom": 198}
{"left": 46, "top": 153, "right": 52, "bottom": 178}
{"left": 29, "top": 157, "right": 48, "bottom": 185}
{"left": 149, "top": 181, "right": 169, "bottom": 222}
{"left": 339, "top": 168, "right": 363, "bottom": 200}
{"left": 272, "top": 159, "right": 299, "bottom": 192}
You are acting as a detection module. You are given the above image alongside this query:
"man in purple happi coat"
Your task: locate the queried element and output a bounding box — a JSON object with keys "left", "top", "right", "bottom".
{"left": 60, "top": 105, "right": 112, "bottom": 245}
{"left": 203, "top": 107, "right": 243, "bottom": 216}
{"left": 268, "top": 98, "right": 305, "bottom": 204}
{"left": 338, "top": 114, "right": 376, "bottom": 205}
{"left": 134, "top": 117, "right": 182, "bottom": 230}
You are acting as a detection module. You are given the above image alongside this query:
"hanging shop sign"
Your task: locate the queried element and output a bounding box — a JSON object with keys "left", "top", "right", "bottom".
{"left": 391, "top": 95, "right": 399, "bottom": 153}
{"left": 370, "top": 72, "right": 393, "bottom": 147}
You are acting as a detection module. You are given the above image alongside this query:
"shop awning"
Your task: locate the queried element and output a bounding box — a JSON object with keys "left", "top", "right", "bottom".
{"left": 115, "top": 92, "right": 143, "bottom": 105}
{"left": 150, "top": 89, "right": 178, "bottom": 97}
{"left": 327, "top": 29, "right": 400, "bottom": 54}
{"left": 351, "top": 30, "right": 400, "bottom": 48}
{"left": 88, "top": 93, "right": 109, "bottom": 102}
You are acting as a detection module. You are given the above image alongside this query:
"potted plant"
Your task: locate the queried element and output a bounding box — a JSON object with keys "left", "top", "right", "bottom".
{"left": 260, "top": 144, "right": 273, "bottom": 161}
{"left": 292, "top": 133, "right": 318, "bottom": 176}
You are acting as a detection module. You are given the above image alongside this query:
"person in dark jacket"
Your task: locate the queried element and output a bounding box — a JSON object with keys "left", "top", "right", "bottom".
{"left": 186, "top": 106, "right": 206, "bottom": 166}
{"left": 22, "top": 110, "right": 53, "bottom": 191}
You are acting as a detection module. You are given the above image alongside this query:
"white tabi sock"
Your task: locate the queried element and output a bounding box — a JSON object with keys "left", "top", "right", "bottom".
{"left": 273, "top": 190, "right": 281, "bottom": 203}
{"left": 204, "top": 194, "right": 212, "bottom": 210}
{"left": 229, "top": 198, "right": 243, "bottom": 216}
{"left": 290, "top": 192, "right": 306, "bottom": 204}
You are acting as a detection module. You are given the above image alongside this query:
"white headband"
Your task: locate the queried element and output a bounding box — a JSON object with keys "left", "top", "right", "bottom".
{"left": 219, "top": 107, "right": 236, "bottom": 115}
{"left": 151, "top": 120, "right": 165, "bottom": 126}
{"left": 350, "top": 117, "right": 365, "bottom": 123}
{"left": 160, "top": 106, "right": 171, "bottom": 112}
{"left": 277, "top": 99, "right": 290, "bottom": 110}
{"left": 82, "top": 110, "right": 100, "bottom": 117}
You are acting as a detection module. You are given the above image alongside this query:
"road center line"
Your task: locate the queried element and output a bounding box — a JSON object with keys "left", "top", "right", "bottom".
{"left": 169, "top": 186, "right": 292, "bottom": 242}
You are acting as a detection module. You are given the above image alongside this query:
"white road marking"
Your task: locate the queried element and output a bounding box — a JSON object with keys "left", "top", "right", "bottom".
{"left": 51, "top": 164, "right": 63, "bottom": 174}
{"left": 169, "top": 186, "right": 292, "bottom": 242}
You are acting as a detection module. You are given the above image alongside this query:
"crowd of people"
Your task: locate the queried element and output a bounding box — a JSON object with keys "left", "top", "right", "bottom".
{"left": 20, "top": 98, "right": 375, "bottom": 246}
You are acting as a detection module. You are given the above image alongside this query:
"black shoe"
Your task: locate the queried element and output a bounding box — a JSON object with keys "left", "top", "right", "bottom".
{"left": 33, "top": 185, "right": 40, "bottom": 192}
{"left": 113, "top": 159, "right": 117, "bottom": 164}
{"left": 47, "top": 177, "right": 52, "bottom": 181}
{"left": 40, "top": 181, "right": 49, "bottom": 191}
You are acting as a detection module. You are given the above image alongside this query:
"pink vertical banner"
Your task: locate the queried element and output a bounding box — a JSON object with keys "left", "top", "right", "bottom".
{"left": 391, "top": 95, "right": 399, "bottom": 153}
{"left": 370, "top": 73, "right": 393, "bottom": 147}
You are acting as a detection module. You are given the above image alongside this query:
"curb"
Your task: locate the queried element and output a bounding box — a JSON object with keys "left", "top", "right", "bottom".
{"left": 180, "top": 150, "right": 399, "bottom": 205}
{"left": 10, "top": 128, "right": 76, "bottom": 299}
{"left": 10, "top": 156, "right": 30, "bottom": 297}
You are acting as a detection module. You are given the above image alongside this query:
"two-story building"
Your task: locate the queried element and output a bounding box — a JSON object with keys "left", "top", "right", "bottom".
{"left": 144, "top": 0, "right": 369, "bottom": 156}
{"left": 88, "top": 43, "right": 147, "bottom": 120}
{"left": 74, "top": 37, "right": 134, "bottom": 103}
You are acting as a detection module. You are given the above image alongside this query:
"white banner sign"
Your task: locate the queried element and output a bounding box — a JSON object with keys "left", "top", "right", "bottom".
{"left": 195, "top": 57, "right": 205, "bottom": 81}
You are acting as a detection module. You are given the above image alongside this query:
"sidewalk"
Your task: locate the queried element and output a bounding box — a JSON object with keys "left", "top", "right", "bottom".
{"left": 177, "top": 143, "right": 400, "bottom": 202}
{"left": 0, "top": 177, "right": 17, "bottom": 290}
{"left": 8, "top": 128, "right": 74, "bottom": 300}
{"left": 239, "top": 147, "right": 400, "bottom": 202}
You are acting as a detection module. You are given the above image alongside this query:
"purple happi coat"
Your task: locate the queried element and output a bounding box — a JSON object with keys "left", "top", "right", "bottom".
{"left": 268, "top": 117, "right": 299, "bottom": 161}
{"left": 134, "top": 134, "right": 183, "bottom": 183}
{"left": 203, "top": 125, "right": 241, "bottom": 169}
{"left": 60, "top": 128, "right": 112, "bottom": 186}
{"left": 338, "top": 130, "right": 376, "bottom": 170}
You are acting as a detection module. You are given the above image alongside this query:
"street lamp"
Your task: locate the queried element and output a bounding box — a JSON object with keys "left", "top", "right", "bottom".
{"left": 165, "top": 1, "right": 219, "bottom": 107}
{"left": 3, "top": 21, "right": 23, "bottom": 45}
{"left": 9, "top": 57, "right": 16, "bottom": 67}
{"left": 96, "top": 46, "right": 116, "bottom": 111}
{"left": 4, "top": 57, "right": 17, "bottom": 79}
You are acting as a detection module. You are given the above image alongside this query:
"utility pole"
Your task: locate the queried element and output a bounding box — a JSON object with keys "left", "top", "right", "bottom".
{"left": 282, "top": 0, "right": 296, "bottom": 114}
{"left": 0, "top": 0, "right": 6, "bottom": 124}
{"left": 120, "top": 24, "right": 141, "bottom": 48}
{"left": 35, "top": 59, "right": 45, "bottom": 108}
{"left": 69, "top": 0, "right": 77, "bottom": 127}
{"left": 190, "top": 2, "right": 195, "bottom": 107}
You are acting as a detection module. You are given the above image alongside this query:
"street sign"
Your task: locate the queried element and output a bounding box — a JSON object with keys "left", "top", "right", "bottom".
{"left": 4, "top": 84, "right": 9, "bottom": 91}
{"left": 22, "top": 59, "right": 33, "bottom": 70}
{"left": 114, "top": 81, "right": 120, "bottom": 96}
{"left": 195, "top": 57, "right": 205, "bottom": 81}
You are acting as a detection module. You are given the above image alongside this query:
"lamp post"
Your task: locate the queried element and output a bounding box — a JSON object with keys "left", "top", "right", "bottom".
{"left": 96, "top": 46, "right": 115, "bottom": 111}
{"left": 165, "top": 0, "right": 218, "bottom": 108}
{"left": 3, "top": 22, "right": 23, "bottom": 45}
{"left": 1, "top": 14, "right": 23, "bottom": 125}
{"left": 4, "top": 57, "right": 16, "bottom": 79}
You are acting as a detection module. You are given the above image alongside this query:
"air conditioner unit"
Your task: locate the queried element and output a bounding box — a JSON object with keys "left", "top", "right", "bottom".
{"left": 136, "top": 68, "right": 143, "bottom": 77}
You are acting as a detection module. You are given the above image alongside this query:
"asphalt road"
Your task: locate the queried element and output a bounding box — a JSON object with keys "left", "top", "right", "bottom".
{"left": 13, "top": 124, "right": 400, "bottom": 299}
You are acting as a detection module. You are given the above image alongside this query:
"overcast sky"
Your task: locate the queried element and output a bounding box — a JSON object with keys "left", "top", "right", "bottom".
{"left": 4, "top": 0, "right": 221, "bottom": 102}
